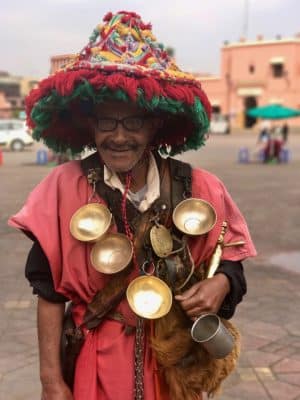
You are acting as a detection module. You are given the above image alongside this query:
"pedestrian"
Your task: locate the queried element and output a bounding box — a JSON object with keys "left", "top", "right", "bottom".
{"left": 8, "top": 10, "right": 256, "bottom": 400}
{"left": 264, "top": 125, "right": 283, "bottom": 163}
{"left": 281, "top": 122, "right": 289, "bottom": 143}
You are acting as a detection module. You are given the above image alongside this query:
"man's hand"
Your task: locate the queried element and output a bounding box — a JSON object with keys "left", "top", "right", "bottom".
{"left": 41, "top": 380, "right": 73, "bottom": 400}
{"left": 175, "top": 273, "right": 230, "bottom": 320}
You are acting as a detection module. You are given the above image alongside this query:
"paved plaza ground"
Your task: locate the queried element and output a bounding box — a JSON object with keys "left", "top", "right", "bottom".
{"left": 0, "top": 131, "right": 300, "bottom": 399}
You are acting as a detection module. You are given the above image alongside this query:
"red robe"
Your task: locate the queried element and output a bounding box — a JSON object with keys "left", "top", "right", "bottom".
{"left": 9, "top": 160, "right": 256, "bottom": 400}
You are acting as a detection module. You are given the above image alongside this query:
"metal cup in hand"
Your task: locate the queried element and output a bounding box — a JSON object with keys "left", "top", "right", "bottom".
{"left": 191, "top": 313, "right": 234, "bottom": 359}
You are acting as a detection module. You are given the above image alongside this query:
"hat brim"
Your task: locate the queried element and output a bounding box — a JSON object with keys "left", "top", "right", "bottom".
{"left": 26, "top": 68, "right": 211, "bottom": 155}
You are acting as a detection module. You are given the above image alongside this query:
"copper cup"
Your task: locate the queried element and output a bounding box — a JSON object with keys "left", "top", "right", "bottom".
{"left": 172, "top": 198, "right": 217, "bottom": 236}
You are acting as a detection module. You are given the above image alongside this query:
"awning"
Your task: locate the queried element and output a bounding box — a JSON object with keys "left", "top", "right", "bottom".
{"left": 268, "top": 98, "right": 283, "bottom": 104}
{"left": 270, "top": 56, "right": 285, "bottom": 64}
{"left": 237, "top": 87, "right": 263, "bottom": 96}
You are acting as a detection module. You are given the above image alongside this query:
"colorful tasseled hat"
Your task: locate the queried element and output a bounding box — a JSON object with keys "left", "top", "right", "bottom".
{"left": 26, "top": 11, "right": 211, "bottom": 155}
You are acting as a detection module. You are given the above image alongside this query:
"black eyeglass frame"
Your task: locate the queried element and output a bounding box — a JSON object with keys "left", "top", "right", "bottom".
{"left": 95, "top": 115, "right": 154, "bottom": 132}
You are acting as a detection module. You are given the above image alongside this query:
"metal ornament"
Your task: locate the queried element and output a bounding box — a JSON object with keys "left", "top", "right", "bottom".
{"left": 90, "top": 233, "right": 133, "bottom": 274}
{"left": 70, "top": 203, "right": 112, "bottom": 242}
{"left": 126, "top": 275, "right": 172, "bottom": 319}
{"left": 172, "top": 198, "right": 217, "bottom": 236}
{"left": 150, "top": 224, "right": 173, "bottom": 258}
{"left": 206, "top": 221, "right": 245, "bottom": 279}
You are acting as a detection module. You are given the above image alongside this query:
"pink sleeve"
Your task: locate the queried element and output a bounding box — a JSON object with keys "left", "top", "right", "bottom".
{"left": 8, "top": 161, "right": 105, "bottom": 302}
{"left": 220, "top": 181, "right": 257, "bottom": 261}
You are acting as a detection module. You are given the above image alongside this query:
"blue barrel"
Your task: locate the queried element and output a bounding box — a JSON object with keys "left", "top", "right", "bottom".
{"left": 257, "top": 148, "right": 265, "bottom": 163}
{"left": 279, "top": 148, "right": 290, "bottom": 163}
{"left": 36, "top": 149, "right": 48, "bottom": 165}
{"left": 238, "top": 147, "right": 249, "bottom": 164}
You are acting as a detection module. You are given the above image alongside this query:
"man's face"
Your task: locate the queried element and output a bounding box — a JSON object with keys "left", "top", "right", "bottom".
{"left": 93, "top": 101, "right": 159, "bottom": 173}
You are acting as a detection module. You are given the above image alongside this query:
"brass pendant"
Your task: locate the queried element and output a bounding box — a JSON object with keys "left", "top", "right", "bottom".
{"left": 150, "top": 224, "right": 173, "bottom": 258}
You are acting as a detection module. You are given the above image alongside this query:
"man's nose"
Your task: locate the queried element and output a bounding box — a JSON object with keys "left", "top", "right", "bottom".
{"left": 113, "top": 123, "right": 128, "bottom": 142}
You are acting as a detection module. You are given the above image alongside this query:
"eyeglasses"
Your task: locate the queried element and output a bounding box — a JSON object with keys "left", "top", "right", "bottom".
{"left": 95, "top": 115, "right": 152, "bottom": 132}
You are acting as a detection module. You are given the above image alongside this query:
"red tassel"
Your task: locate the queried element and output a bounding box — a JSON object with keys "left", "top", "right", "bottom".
{"left": 89, "top": 74, "right": 106, "bottom": 89}
{"left": 106, "top": 74, "right": 138, "bottom": 101}
{"left": 139, "top": 77, "right": 164, "bottom": 100}
{"left": 163, "top": 83, "right": 195, "bottom": 105}
{"left": 103, "top": 12, "right": 113, "bottom": 22}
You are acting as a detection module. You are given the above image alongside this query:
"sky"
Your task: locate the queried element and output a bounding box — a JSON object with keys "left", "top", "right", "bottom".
{"left": 1, "top": 0, "right": 300, "bottom": 78}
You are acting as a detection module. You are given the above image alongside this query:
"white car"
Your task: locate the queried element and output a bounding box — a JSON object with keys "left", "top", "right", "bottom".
{"left": 209, "top": 114, "right": 230, "bottom": 134}
{"left": 0, "top": 119, "right": 34, "bottom": 151}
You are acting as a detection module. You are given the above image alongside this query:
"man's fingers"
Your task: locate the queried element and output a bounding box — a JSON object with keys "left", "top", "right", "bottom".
{"left": 175, "top": 282, "right": 200, "bottom": 301}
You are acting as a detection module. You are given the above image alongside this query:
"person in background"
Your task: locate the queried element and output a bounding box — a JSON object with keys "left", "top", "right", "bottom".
{"left": 264, "top": 124, "right": 283, "bottom": 163}
{"left": 281, "top": 122, "right": 289, "bottom": 144}
{"left": 8, "top": 10, "right": 256, "bottom": 400}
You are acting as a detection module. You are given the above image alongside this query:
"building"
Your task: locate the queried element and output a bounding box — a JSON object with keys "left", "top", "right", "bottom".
{"left": 50, "top": 54, "right": 76, "bottom": 75}
{"left": 198, "top": 34, "right": 300, "bottom": 128}
{"left": 0, "top": 91, "right": 12, "bottom": 118}
{"left": 0, "top": 72, "right": 39, "bottom": 118}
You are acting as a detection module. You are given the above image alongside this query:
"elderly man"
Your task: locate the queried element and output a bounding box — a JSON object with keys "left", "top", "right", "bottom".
{"left": 9, "top": 10, "right": 255, "bottom": 400}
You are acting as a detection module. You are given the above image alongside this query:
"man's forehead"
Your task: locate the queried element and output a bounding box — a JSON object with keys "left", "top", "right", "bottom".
{"left": 95, "top": 101, "right": 143, "bottom": 116}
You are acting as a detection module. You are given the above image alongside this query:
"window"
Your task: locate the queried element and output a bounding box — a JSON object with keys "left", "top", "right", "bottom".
{"left": 249, "top": 64, "right": 255, "bottom": 74}
{"left": 272, "top": 63, "right": 284, "bottom": 78}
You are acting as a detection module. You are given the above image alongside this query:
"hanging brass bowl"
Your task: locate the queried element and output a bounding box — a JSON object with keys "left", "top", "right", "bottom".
{"left": 90, "top": 233, "right": 133, "bottom": 274}
{"left": 172, "top": 198, "right": 217, "bottom": 236}
{"left": 70, "top": 203, "right": 112, "bottom": 242}
{"left": 126, "top": 276, "right": 173, "bottom": 319}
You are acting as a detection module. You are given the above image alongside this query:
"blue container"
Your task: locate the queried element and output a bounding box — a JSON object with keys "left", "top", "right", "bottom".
{"left": 238, "top": 147, "right": 249, "bottom": 164}
{"left": 36, "top": 149, "right": 48, "bottom": 165}
{"left": 279, "top": 148, "right": 290, "bottom": 163}
{"left": 257, "top": 148, "right": 265, "bottom": 163}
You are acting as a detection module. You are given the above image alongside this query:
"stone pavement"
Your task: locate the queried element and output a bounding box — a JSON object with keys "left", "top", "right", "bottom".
{"left": 0, "top": 133, "right": 300, "bottom": 399}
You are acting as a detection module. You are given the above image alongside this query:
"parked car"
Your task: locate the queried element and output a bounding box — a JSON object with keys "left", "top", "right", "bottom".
{"left": 0, "top": 119, "right": 34, "bottom": 151}
{"left": 209, "top": 114, "right": 230, "bottom": 134}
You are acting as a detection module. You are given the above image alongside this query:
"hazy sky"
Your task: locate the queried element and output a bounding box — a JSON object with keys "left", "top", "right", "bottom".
{"left": 1, "top": 0, "right": 300, "bottom": 78}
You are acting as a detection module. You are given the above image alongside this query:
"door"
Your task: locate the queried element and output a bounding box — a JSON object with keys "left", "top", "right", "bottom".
{"left": 244, "top": 97, "right": 257, "bottom": 128}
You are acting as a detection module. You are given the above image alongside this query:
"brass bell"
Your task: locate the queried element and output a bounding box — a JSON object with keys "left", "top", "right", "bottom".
{"left": 172, "top": 198, "right": 217, "bottom": 236}
{"left": 90, "top": 233, "right": 133, "bottom": 274}
{"left": 126, "top": 275, "right": 172, "bottom": 319}
{"left": 70, "top": 203, "right": 112, "bottom": 242}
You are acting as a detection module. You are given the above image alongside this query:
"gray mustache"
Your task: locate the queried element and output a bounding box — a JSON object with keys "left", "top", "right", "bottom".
{"left": 102, "top": 142, "right": 138, "bottom": 151}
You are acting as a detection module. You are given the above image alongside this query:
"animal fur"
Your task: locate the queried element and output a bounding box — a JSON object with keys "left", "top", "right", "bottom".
{"left": 151, "top": 302, "right": 240, "bottom": 399}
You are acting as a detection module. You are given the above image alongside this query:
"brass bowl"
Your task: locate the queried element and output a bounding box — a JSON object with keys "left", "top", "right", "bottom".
{"left": 90, "top": 233, "right": 133, "bottom": 274}
{"left": 126, "top": 276, "right": 172, "bottom": 319}
{"left": 172, "top": 198, "right": 217, "bottom": 236}
{"left": 70, "top": 203, "right": 112, "bottom": 242}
